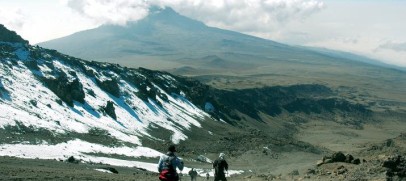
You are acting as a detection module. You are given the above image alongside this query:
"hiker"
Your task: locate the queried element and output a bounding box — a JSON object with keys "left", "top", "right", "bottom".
{"left": 206, "top": 172, "right": 210, "bottom": 180}
{"left": 158, "top": 145, "right": 184, "bottom": 181}
{"left": 188, "top": 168, "right": 198, "bottom": 181}
{"left": 213, "top": 153, "right": 228, "bottom": 181}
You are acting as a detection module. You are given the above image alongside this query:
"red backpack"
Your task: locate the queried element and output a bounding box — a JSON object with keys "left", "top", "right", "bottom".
{"left": 159, "top": 155, "right": 179, "bottom": 181}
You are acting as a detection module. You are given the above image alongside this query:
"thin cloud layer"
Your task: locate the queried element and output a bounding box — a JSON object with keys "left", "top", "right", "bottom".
{"left": 65, "top": 0, "right": 324, "bottom": 32}
{"left": 378, "top": 42, "right": 406, "bottom": 52}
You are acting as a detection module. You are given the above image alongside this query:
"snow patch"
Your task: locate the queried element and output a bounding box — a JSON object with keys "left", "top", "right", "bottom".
{"left": 0, "top": 139, "right": 161, "bottom": 160}
{"left": 94, "top": 168, "right": 113, "bottom": 174}
{"left": 0, "top": 140, "right": 244, "bottom": 176}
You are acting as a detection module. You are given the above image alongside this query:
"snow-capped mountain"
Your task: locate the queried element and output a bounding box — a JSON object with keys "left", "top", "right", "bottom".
{"left": 0, "top": 26, "right": 213, "bottom": 145}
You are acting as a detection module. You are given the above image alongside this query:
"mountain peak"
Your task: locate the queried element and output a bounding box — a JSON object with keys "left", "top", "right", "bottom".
{"left": 149, "top": 6, "right": 177, "bottom": 15}
{"left": 0, "top": 24, "right": 29, "bottom": 44}
{"left": 142, "top": 6, "right": 206, "bottom": 28}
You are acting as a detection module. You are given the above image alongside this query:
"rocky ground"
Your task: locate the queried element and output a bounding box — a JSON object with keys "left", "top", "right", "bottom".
{"left": 1, "top": 132, "right": 405, "bottom": 181}
{"left": 0, "top": 156, "right": 157, "bottom": 181}
{"left": 238, "top": 133, "right": 406, "bottom": 181}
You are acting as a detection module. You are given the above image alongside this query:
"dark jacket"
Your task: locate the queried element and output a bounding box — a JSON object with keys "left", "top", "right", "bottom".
{"left": 213, "top": 158, "right": 228, "bottom": 175}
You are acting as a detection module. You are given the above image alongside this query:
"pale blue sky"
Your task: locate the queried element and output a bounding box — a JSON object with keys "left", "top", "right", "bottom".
{"left": 0, "top": 0, "right": 405, "bottom": 67}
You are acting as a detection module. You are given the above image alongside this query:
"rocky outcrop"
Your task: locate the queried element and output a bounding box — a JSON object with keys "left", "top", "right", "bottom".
{"left": 319, "top": 152, "right": 361, "bottom": 166}
{"left": 0, "top": 24, "right": 29, "bottom": 44}
{"left": 136, "top": 81, "right": 157, "bottom": 102}
{"left": 383, "top": 155, "right": 406, "bottom": 180}
{"left": 23, "top": 61, "right": 40, "bottom": 71}
{"left": 102, "top": 101, "right": 117, "bottom": 120}
{"left": 331, "top": 152, "right": 346, "bottom": 162}
{"left": 95, "top": 78, "right": 120, "bottom": 98}
{"left": 42, "top": 73, "right": 85, "bottom": 107}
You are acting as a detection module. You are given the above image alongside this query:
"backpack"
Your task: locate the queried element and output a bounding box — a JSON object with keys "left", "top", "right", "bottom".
{"left": 159, "top": 155, "right": 179, "bottom": 181}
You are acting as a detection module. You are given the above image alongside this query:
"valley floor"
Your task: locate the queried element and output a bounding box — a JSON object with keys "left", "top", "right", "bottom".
{"left": 1, "top": 118, "right": 405, "bottom": 181}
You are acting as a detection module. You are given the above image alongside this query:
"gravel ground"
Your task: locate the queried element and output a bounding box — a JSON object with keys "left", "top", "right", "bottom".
{"left": 0, "top": 156, "right": 157, "bottom": 181}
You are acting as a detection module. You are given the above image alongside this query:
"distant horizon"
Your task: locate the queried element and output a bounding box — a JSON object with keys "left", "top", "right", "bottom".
{"left": 1, "top": 0, "right": 405, "bottom": 68}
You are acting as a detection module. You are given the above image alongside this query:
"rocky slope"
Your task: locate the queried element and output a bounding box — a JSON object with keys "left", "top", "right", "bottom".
{"left": 1, "top": 24, "right": 217, "bottom": 173}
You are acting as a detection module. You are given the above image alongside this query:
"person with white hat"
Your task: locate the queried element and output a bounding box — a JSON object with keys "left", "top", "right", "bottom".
{"left": 212, "top": 153, "right": 228, "bottom": 181}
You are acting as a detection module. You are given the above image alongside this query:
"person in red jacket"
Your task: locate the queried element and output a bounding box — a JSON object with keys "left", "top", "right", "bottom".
{"left": 158, "top": 145, "right": 184, "bottom": 181}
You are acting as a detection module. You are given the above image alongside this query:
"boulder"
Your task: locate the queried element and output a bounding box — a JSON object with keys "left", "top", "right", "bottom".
{"left": 102, "top": 101, "right": 117, "bottom": 120}
{"left": 345, "top": 154, "right": 354, "bottom": 163}
{"left": 331, "top": 152, "right": 346, "bottom": 162}
{"left": 66, "top": 156, "right": 79, "bottom": 164}
{"left": 382, "top": 155, "right": 406, "bottom": 179}
{"left": 383, "top": 160, "right": 397, "bottom": 170}
{"left": 30, "top": 100, "right": 37, "bottom": 107}
{"left": 352, "top": 158, "right": 361, "bottom": 165}
{"left": 316, "top": 160, "right": 324, "bottom": 166}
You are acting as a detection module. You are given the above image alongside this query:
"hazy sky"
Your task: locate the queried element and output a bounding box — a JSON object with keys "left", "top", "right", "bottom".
{"left": 0, "top": 0, "right": 405, "bottom": 67}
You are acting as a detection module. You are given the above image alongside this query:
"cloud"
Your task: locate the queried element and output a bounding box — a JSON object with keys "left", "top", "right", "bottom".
{"left": 65, "top": 0, "right": 150, "bottom": 25}
{"left": 306, "top": 37, "right": 406, "bottom": 68}
{"left": 378, "top": 41, "right": 406, "bottom": 52}
{"left": 0, "top": 8, "right": 26, "bottom": 30}
{"left": 64, "top": 0, "right": 324, "bottom": 31}
{"left": 173, "top": 0, "right": 324, "bottom": 33}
